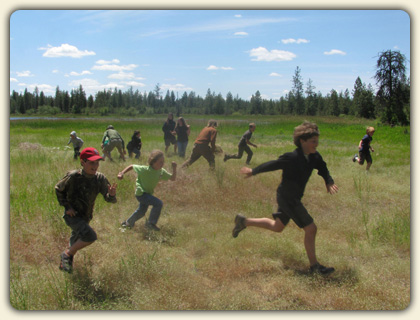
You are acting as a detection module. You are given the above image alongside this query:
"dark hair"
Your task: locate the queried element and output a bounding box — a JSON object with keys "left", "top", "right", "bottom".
{"left": 132, "top": 130, "right": 140, "bottom": 139}
{"left": 207, "top": 119, "right": 218, "bottom": 128}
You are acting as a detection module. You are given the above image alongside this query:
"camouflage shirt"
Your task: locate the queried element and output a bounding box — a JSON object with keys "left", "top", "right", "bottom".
{"left": 55, "top": 169, "right": 117, "bottom": 222}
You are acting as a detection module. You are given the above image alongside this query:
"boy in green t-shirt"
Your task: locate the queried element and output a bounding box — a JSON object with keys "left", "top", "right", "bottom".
{"left": 118, "top": 150, "right": 177, "bottom": 231}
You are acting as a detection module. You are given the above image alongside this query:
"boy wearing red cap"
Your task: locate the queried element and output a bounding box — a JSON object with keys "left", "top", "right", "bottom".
{"left": 55, "top": 147, "right": 117, "bottom": 273}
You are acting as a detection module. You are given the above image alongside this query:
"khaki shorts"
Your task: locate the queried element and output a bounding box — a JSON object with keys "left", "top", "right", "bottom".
{"left": 104, "top": 139, "right": 124, "bottom": 153}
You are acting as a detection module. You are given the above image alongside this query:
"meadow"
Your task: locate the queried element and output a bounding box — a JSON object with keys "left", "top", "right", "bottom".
{"left": 9, "top": 115, "right": 410, "bottom": 310}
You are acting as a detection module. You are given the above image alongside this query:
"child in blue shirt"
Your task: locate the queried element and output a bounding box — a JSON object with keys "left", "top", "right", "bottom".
{"left": 352, "top": 127, "right": 375, "bottom": 170}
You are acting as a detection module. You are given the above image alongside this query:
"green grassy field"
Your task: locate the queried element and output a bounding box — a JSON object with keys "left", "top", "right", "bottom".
{"left": 9, "top": 115, "right": 410, "bottom": 310}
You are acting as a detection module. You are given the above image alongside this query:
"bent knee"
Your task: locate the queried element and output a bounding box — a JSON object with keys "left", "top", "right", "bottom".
{"left": 304, "top": 222, "right": 317, "bottom": 234}
{"left": 273, "top": 219, "right": 285, "bottom": 232}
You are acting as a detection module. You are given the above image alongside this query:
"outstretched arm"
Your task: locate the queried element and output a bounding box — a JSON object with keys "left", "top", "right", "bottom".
{"left": 118, "top": 165, "right": 134, "bottom": 180}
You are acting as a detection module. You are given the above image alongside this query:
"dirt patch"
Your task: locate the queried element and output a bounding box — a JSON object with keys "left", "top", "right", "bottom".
{"left": 18, "top": 142, "right": 42, "bottom": 151}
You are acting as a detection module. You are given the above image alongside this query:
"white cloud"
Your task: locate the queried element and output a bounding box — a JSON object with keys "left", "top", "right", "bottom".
{"left": 123, "top": 81, "right": 146, "bottom": 87}
{"left": 269, "top": 72, "right": 282, "bottom": 77}
{"left": 281, "top": 38, "right": 309, "bottom": 44}
{"left": 27, "top": 84, "right": 55, "bottom": 94}
{"left": 10, "top": 78, "right": 18, "bottom": 82}
{"left": 40, "top": 44, "right": 96, "bottom": 58}
{"left": 234, "top": 31, "right": 248, "bottom": 36}
{"left": 161, "top": 83, "right": 193, "bottom": 92}
{"left": 324, "top": 49, "right": 346, "bottom": 55}
{"left": 95, "top": 59, "right": 120, "bottom": 65}
{"left": 69, "top": 78, "right": 124, "bottom": 93}
{"left": 108, "top": 71, "right": 144, "bottom": 80}
{"left": 206, "top": 65, "right": 234, "bottom": 70}
{"left": 92, "top": 63, "right": 138, "bottom": 72}
{"left": 16, "top": 70, "right": 34, "bottom": 77}
{"left": 69, "top": 70, "right": 93, "bottom": 76}
{"left": 249, "top": 47, "right": 296, "bottom": 62}
{"left": 234, "top": 14, "right": 242, "bottom": 18}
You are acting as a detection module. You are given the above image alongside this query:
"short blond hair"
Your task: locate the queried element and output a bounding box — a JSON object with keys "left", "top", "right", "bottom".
{"left": 293, "top": 121, "right": 320, "bottom": 147}
{"left": 366, "top": 126, "right": 375, "bottom": 134}
{"left": 148, "top": 150, "right": 164, "bottom": 166}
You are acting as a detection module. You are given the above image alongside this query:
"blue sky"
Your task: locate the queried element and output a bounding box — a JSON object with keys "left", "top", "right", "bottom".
{"left": 9, "top": 10, "right": 410, "bottom": 100}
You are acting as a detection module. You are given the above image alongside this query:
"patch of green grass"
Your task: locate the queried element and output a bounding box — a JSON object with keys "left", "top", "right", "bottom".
{"left": 9, "top": 115, "right": 410, "bottom": 310}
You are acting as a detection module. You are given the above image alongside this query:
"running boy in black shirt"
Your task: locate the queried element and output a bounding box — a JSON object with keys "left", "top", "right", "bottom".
{"left": 232, "top": 121, "right": 338, "bottom": 275}
{"left": 224, "top": 123, "right": 257, "bottom": 165}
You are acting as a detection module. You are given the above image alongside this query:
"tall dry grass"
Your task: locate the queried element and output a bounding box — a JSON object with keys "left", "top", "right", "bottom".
{"left": 9, "top": 115, "right": 410, "bottom": 310}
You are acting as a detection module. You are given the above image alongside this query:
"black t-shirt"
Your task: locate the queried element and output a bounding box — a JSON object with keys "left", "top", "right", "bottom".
{"left": 252, "top": 147, "right": 334, "bottom": 201}
{"left": 239, "top": 130, "right": 252, "bottom": 146}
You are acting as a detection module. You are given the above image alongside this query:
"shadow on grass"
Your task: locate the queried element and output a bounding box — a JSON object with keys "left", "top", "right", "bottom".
{"left": 68, "top": 266, "right": 130, "bottom": 309}
{"left": 289, "top": 265, "right": 360, "bottom": 287}
{"left": 141, "top": 224, "right": 178, "bottom": 246}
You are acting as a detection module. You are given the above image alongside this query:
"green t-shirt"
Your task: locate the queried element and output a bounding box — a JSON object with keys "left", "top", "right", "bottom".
{"left": 133, "top": 165, "right": 172, "bottom": 196}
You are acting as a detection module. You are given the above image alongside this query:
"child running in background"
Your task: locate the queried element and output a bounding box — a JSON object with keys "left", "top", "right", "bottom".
{"left": 118, "top": 150, "right": 177, "bottom": 231}
{"left": 224, "top": 123, "right": 257, "bottom": 165}
{"left": 67, "top": 131, "right": 84, "bottom": 160}
{"left": 55, "top": 147, "right": 117, "bottom": 273}
{"left": 181, "top": 119, "right": 218, "bottom": 170}
{"left": 352, "top": 126, "right": 375, "bottom": 171}
{"left": 101, "top": 125, "right": 126, "bottom": 162}
{"left": 162, "top": 113, "right": 177, "bottom": 155}
{"left": 126, "top": 130, "right": 142, "bottom": 159}
{"left": 174, "top": 117, "right": 190, "bottom": 158}
{"left": 233, "top": 121, "right": 339, "bottom": 275}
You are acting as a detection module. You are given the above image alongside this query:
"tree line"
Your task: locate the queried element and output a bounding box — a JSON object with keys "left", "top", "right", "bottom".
{"left": 10, "top": 50, "right": 410, "bottom": 125}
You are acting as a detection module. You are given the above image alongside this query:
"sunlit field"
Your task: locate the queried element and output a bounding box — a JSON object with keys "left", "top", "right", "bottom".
{"left": 9, "top": 115, "right": 410, "bottom": 310}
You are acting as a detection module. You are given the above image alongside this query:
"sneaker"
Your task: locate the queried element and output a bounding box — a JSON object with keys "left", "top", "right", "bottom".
{"left": 232, "top": 214, "right": 247, "bottom": 238}
{"left": 309, "top": 263, "right": 335, "bottom": 275}
{"left": 145, "top": 221, "right": 161, "bottom": 231}
{"left": 59, "top": 252, "right": 73, "bottom": 273}
{"left": 121, "top": 221, "right": 131, "bottom": 228}
{"left": 352, "top": 154, "right": 358, "bottom": 162}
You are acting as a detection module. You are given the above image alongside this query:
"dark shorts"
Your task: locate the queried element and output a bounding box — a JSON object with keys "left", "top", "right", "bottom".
{"left": 272, "top": 193, "right": 314, "bottom": 228}
{"left": 63, "top": 214, "right": 97, "bottom": 245}
{"left": 358, "top": 151, "right": 372, "bottom": 164}
{"left": 164, "top": 135, "right": 177, "bottom": 146}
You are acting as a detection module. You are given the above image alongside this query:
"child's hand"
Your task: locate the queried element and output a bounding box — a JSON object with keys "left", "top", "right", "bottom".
{"left": 108, "top": 183, "right": 117, "bottom": 196}
{"left": 240, "top": 166, "right": 253, "bottom": 178}
{"left": 117, "top": 172, "right": 124, "bottom": 180}
{"left": 326, "top": 183, "right": 338, "bottom": 195}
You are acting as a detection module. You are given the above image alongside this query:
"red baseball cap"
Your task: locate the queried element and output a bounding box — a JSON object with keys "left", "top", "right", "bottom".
{"left": 80, "top": 147, "right": 104, "bottom": 161}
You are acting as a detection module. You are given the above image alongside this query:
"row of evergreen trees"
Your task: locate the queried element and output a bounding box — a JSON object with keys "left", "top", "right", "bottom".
{"left": 10, "top": 50, "right": 410, "bottom": 125}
